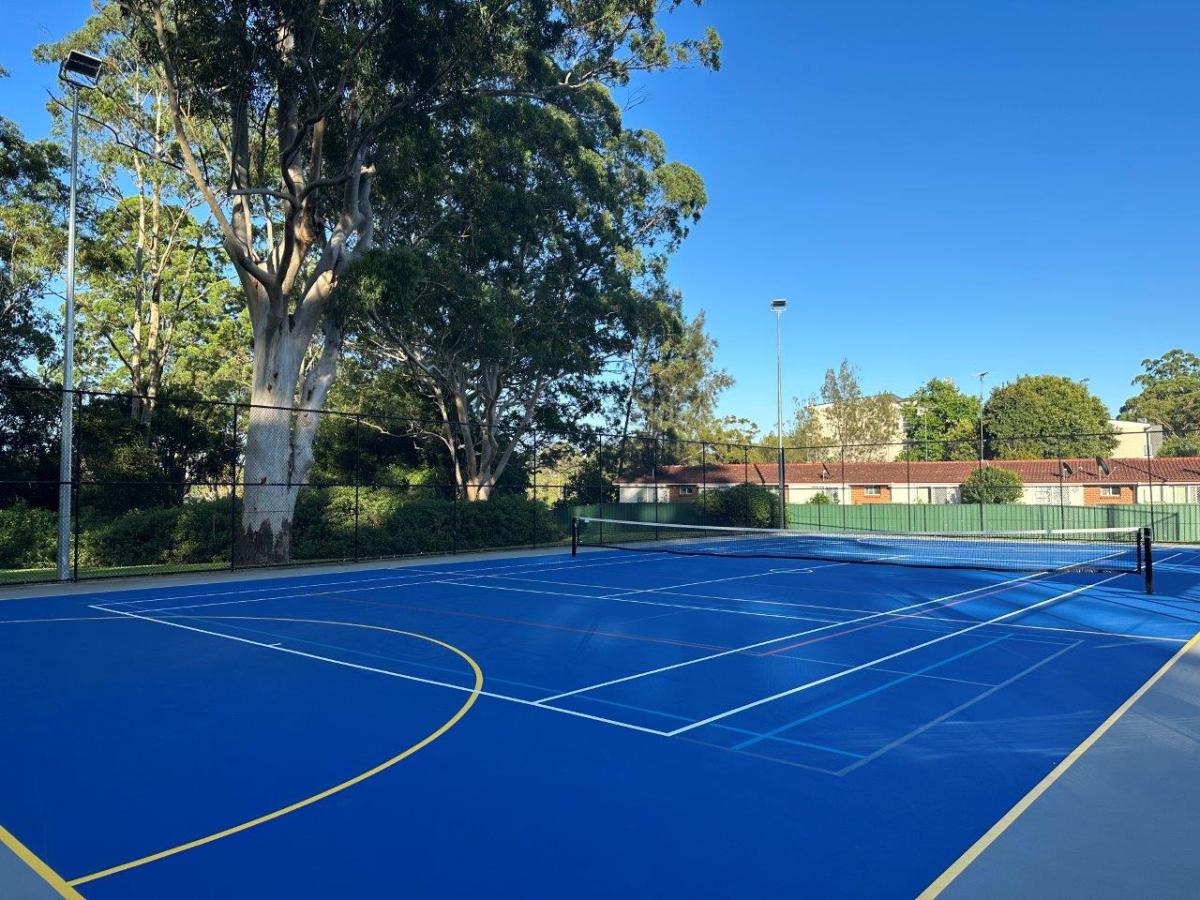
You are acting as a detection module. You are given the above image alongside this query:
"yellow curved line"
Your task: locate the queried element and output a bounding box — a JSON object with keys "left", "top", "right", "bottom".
{"left": 68, "top": 619, "right": 483, "bottom": 887}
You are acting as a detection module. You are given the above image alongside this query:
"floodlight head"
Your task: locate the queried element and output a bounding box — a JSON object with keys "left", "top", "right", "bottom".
{"left": 975, "top": 371, "right": 989, "bottom": 379}
{"left": 60, "top": 51, "right": 103, "bottom": 89}
{"left": 770, "top": 298, "right": 788, "bottom": 312}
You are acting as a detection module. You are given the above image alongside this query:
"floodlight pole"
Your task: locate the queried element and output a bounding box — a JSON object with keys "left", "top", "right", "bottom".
{"left": 772, "top": 299, "right": 788, "bottom": 528}
{"left": 974, "top": 371, "right": 988, "bottom": 465}
{"left": 57, "top": 83, "right": 81, "bottom": 581}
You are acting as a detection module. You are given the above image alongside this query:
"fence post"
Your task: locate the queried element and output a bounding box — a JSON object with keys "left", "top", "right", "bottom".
{"left": 71, "top": 390, "right": 80, "bottom": 580}
{"left": 653, "top": 435, "right": 660, "bottom": 531}
{"left": 701, "top": 442, "right": 707, "bottom": 525}
{"left": 230, "top": 402, "right": 239, "bottom": 569}
{"left": 906, "top": 452, "right": 912, "bottom": 533}
{"left": 1056, "top": 435, "right": 1066, "bottom": 532}
{"left": 597, "top": 432, "right": 605, "bottom": 512}
{"left": 840, "top": 446, "right": 847, "bottom": 531}
{"left": 531, "top": 429, "right": 539, "bottom": 548}
{"left": 1143, "top": 527, "right": 1154, "bottom": 594}
{"left": 354, "top": 413, "right": 362, "bottom": 563}
{"left": 1145, "top": 430, "right": 1156, "bottom": 534}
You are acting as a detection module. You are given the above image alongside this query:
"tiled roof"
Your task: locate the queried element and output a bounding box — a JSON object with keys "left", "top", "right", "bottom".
{"left": 618, "top": 457, "right": 1200, "bottom": 486}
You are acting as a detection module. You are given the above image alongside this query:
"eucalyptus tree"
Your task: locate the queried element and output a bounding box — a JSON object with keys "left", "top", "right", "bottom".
{"left": 105, "top": 0, "right": 719, "bottom": 559}
{"left": 343, "top": 94, "right": 707, "bottom": 500}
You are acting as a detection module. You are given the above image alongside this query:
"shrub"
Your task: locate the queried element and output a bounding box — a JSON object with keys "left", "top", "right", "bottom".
{"left": 0, "top": 501, "right": 57, "bottom": 569}
{"left": 290, "top": 489, "right": 562, "bottom": 560}
{"left": 807, "top": 492, "right": 832, "bottom": 505}
{"left": 960, "top": 466, "right": 1024, "bottom": 504}
{"left": 695, "top": 483, "right": 779, "bottom": 528}
{"left": 78, "top": 497, "right": 235, "bottom": 568}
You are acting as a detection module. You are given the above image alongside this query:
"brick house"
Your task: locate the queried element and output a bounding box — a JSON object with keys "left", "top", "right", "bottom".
{"left": 615, "top": 457, "right": 1200, "bottom": 507}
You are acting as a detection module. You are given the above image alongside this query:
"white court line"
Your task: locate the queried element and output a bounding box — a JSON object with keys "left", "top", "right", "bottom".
{"left": 431, "top": 579, "right": 838, "bottom": 624}
{"left": 532, "top": 571, "right": 1049, "bottom": 704}
{"left": 667, "top": 573, "right": 1127, "bottom": 736}
{"left": 90, "top": 604, "right": 673, "bottom": 737}
{"left": 834, "top": 640, "right": 1083, "bottom": 775}
{"left": 646, "top": 587, "right": 1187, "bottom": 644}
{"left": 99, "top": 550, "right": 674, "bottom": 611}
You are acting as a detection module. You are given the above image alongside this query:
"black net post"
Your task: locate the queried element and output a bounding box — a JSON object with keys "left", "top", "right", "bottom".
{"left": 571, "top": 517, "right": 579, "bottom": 556}
{"left": 701, "top": 442, "right": 707, "bottom": 525}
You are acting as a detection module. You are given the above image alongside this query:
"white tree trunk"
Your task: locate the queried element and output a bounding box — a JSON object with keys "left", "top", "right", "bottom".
{"left": 237, "top": 315, "right": 341, "bottom": 563}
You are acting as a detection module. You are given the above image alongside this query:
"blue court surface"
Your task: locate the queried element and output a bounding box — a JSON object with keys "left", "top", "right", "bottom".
{"left": 3, "top": 544, "right": 1200, "bottom": 898}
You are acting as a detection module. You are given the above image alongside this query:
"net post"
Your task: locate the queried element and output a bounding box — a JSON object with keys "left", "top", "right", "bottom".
{"left": 571, "top": 517, "right": 579, "bottom": 556}
{"left": 1142, "top": 526, "right": 1153, "bottom": 594}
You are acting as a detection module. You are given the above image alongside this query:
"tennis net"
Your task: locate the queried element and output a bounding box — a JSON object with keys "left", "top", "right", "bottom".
{"left": 572, "top": 517, "right": 1153, "bottom": 589}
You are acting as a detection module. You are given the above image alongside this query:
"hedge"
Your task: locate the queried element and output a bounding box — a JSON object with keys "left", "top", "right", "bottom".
{"left": 2, "top": 491, "right": 562, "bottom": 574}
{"left": 0, "top": 501, "right": 57, "bottom": 569}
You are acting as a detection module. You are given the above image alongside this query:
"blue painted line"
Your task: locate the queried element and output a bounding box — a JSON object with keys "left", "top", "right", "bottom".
{"left": 733, "top": 634, "right": 1013, "bottom": 750}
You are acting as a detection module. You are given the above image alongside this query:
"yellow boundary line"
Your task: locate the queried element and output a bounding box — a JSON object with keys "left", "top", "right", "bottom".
{"left": 66, "top": 619, "right": 483, "bottom": 888}
{"left": 0, "top": 823, "right": 84, "bottom": 899}
{"left": 919, "top": 629, "right": 1200, "bottom": 898}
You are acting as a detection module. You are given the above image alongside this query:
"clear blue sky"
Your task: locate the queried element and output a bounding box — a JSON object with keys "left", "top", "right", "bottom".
{"left": 4, "top": 2, "right": 1198, "bottom": 431}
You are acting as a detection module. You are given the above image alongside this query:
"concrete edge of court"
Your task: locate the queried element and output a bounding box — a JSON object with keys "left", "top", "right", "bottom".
{"left": 936, "top": 631, "right": 1200, "bottom": 899}
{"left": 0, "top": 841, "right": 68, "bottom": 900}
{"left": 0, "top": 545, "right": 579, "bottom": 604}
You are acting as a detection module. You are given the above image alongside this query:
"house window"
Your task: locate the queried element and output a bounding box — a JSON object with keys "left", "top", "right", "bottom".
{"left": 864, "top": 485, "right": 883, "bottom": 497}
{"left": 1100, "top": 485, "right": 1121, "bottom": 498}
{"left": 678, "top": 486, "right": 696, "bottom": 496}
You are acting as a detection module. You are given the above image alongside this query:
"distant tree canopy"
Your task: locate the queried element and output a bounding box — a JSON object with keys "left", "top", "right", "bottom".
{"left": 960, "top": 466, "right": 1023, "bottom": 504}
{"left": 899, "top": 378, "right": 980, "bottom": 461}
{"left": 0, "top": 95, "right": 65, "bottom": 378}
{"left": 790, "top": 360, "right": 899, "bottom": 461}
{"left": 984, "top": 375, "right": 1116, "bottom": 458}
{"left": 1120, "top": 350, "right": 1200, "bottom": 457}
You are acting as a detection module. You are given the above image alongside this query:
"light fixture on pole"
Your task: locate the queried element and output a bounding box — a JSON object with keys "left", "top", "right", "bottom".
{"left": 770, "top": 299, "right": 788, "bottom": 528}
{"left": 56, "top": 49, "right": 103, "bottom": 581}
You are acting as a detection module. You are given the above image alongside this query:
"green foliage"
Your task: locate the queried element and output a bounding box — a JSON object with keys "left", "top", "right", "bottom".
{"left": 77, "top": 395, "right": 233, "bottom": 516}
{"left": 695, "top": 483, "right": 779, "bottom": 528}
{"left": 790, "top": 360, "right": 900, "bottom": 461}
{"left": 0, "top": 109, "right": 65, "bottom": 376}
{"left": 78, "top": 497, "right": 234, "bottom": 567}
{"left": 291, "top": 490, "right": 561, "bottom": 560}
{"left": 1160, "top": 435, "right": 1200, "bottom": 458}
{"left": 984, "top": 375, "right": 1116, "bottom": 458}
{"left": 959, "top": 466, "right": 1024, "bottom": 504}
{"left": 807, "top": 492, "right": 832, "bottom": 505}
{"left": 899, "top": 378, "right": 981, "bottom": 460}
{"left": 47, "top": 490, "right": 562, "bottom": 570}
{"left": 1119, "top": 350, "right": 1200, "bottom": 446}
{"left": 0, "top": 381, "right": 60, "bottom": 507}
{"left": 0, "top": 501, "right": 57, "bottom": 568}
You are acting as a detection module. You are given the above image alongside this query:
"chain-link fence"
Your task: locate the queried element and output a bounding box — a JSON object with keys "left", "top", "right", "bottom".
{"left": 3, "top": 383, "right": 1198, "bottom": 585}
